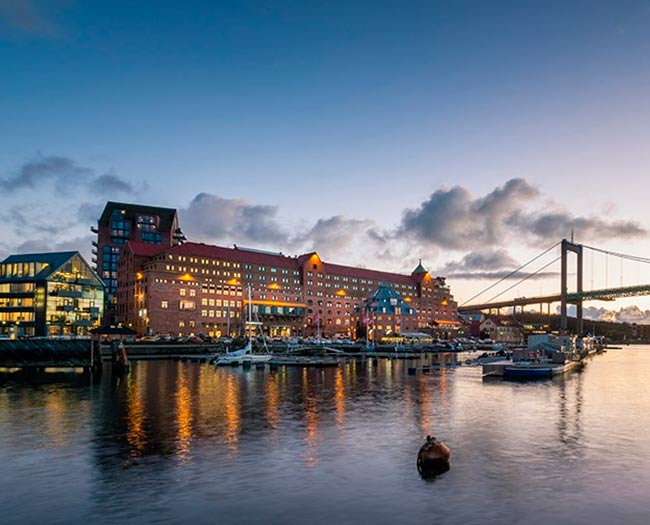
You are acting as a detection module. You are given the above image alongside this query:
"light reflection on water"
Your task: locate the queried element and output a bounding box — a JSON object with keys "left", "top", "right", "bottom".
{"left": 1, "top": 349, "right": 650, "bottom": 524}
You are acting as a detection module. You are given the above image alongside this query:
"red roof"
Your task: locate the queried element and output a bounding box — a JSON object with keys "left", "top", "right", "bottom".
{"left": 167, "top": 242, "right": 301, "bottom": 270}
{"left": 323, "top": 262, "right": 415, "bottom": 286}
{"left": 125, "top": 241, "right": 169, "bottom": 257}
{"left": 129, "top": 241, "right": 421, "bottom": 287}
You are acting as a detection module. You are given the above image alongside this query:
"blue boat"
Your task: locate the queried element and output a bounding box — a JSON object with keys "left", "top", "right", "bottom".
{"left": 503, "top": 365, "right": 554, "bottom": 378}
{"left": 502, "top": 360, "right": 582, "bottom": 379}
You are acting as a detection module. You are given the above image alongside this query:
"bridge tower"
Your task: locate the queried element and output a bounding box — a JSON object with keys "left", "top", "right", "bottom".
{"left": 560, "top": 239, "right": 583, "bottom": 334}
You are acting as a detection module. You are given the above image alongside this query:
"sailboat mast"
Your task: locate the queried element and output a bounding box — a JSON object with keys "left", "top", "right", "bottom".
{"left": 248, "top": 284, "right": 253, "bottom": 345}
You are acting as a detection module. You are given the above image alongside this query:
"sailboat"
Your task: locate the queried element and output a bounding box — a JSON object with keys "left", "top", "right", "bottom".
{"left": 214, "top": 285, "right": 273, "bottom": 366}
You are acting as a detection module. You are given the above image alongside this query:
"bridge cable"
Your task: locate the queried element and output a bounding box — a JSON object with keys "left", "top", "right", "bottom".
{"left": 582, "top": 244, "right": 650, "bottom": 265}
{"left": 460, "top": 241, "right": 561, "bottom": 306}
{"left": 485, "top": 256, "right": 561, "bottom": 304}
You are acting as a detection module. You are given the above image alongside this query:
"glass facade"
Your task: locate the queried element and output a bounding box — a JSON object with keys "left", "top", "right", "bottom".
{"left": 0, "top": 253, "right": 104, "bottom": 338}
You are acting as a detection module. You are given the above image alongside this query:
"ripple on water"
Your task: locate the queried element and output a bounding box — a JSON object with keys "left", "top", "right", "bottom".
{"left": 2, "top": 351, "right": 650, "bottom": 524}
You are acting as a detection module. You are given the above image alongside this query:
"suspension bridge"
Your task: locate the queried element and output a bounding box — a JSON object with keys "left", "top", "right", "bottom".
{"left": 458, "top": 239, "right": 650, "bottom": 334}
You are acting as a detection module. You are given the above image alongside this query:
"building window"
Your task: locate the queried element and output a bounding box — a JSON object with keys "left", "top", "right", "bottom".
{"left": 161, "top": 301, "right": 168, "bottom": 309}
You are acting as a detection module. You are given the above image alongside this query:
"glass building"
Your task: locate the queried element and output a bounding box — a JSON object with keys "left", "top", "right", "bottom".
{"left": 0, "top": 252, "right": 104, "bottom": 338}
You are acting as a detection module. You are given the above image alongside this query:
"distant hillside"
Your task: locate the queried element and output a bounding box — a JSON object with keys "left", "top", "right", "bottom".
{"left": 518, "top": 311, "right": 650, "bottom": 343}
{"left": 579, "top": 305, "right": 650, "bottom": 325}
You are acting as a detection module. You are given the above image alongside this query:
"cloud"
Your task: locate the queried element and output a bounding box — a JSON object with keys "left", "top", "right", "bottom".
{"left": 180, "top": 193, "right": 289, "bottom": 246}
{"left": 293, "top": 215, "right": 377, "bottom": 259}
{"left": 0, "top": 0, "right": 72, "bottom": 37}
{"left": 399, "top": 178, "right": 647, "bottom": 250}
{"left": 399, "top": 178, "right": 539, "bottom": 249}
{"left": 179, "top": 193, "right": 396, "bottom": 269}
{"left": 440, "top": 249, "right": 557, "bottom": 280}
{"left": 446, "top": 269, "right": 558, "bottom": 280}
{"left": 77, "top": 202, "right": 105, "bottom": 224}
{"left": 12, "top": 235, "right": 94, "bottom": 257}
{"left": 93, "top": 174, "right": 135, "bottom": 195}
{"left": 507, "top": 211, "right": 647, "bottom": 240}
{"left": 0, "top": 154, "right": 138, "bottom": 199}
{"left": 443, "top": 249, "right": 518, "bottom": 272}
{"left": 0, "top": 154, "right": 93, "bottom": 194}
{"left": 1, "top": 205, "right": 68, "bottom": 237}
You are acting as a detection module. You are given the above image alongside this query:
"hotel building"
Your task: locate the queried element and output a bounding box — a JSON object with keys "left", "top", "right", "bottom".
{"left": 0, "top": 252, "right": 104, "bottom": 338}
{"left": 92, "top": 201, "right": 186, "bottom": 319}
{"left": 116, "top": 241, "right": 459, "bottom": 340}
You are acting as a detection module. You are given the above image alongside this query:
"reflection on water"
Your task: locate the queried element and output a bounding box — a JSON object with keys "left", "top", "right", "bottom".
{"left": 175, "top": 365, "right": 192, "bottom": 461}
{"left": 126, "top": 368, "right": 146, "bottom": 457}
{"left": 2, "top": 350, "right": 650, "bottom": 524}
{"left": 223, "top": 373, "right": 240, "bottom": 454}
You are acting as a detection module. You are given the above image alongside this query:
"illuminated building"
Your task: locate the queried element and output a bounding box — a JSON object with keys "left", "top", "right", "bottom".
{"left": 116, "top": 241, "right": 459, "bottom": 339}
{"left": 92, "top": 201, "right": 186, "bottom": 320}
{"left": 0, "top": 252, "right": 104, "bottom": 338}
{"left": 479, "top": 316, "right": 524, "bottom": 343}
{"left": 362, "top": 282, "right": 419, "bottom": 340}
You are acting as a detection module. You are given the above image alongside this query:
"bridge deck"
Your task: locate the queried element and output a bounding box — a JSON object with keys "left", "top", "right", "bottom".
{"left": 459, "top": 284, "right": 650, "bottom": 312}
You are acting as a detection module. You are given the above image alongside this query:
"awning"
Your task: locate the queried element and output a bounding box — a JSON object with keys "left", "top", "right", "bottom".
{"left": 433, "top": 319, "right": 462, "bottom": 326}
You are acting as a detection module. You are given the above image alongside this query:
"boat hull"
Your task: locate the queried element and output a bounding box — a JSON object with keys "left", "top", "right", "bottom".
{"left": 502, "top": 360, "right": 582, "bottom": 379}
{"left": 215, "top": 354, "right": 273, "bottom": 366}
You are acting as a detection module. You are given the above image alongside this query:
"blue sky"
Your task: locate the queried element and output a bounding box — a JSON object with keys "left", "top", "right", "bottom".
{"left": 2, "top": 0, "right": 650, "bottom": 313}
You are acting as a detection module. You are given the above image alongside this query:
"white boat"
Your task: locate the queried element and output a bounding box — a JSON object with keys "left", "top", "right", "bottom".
{"left": 214, "top": 285, "right": 273, "bottom": 366}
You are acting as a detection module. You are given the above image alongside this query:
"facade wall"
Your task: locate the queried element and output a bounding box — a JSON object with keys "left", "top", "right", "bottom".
{"left": 480, "top": 318, "right": 524, "bottom": 343}
{"left": 0, "top": 253, "right": 104, "bottom": 338}
{"left": 94, "top": 202, "right": 183, "bottom": 320}
{"left": 117, "top": 243, "right": 460, "bottom": 339}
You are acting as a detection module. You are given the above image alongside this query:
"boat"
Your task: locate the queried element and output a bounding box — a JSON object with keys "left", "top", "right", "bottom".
{"left": 268, "top": 355, "right": 340, "bottom": 368}
{"left": 214, "top": 285, "right": 272, "bottom": 366}
{"left": 503, "top": 360, "right": 583, "bottom": 379}
{"left": 483, "top": 334, "right": 589, "bottom": 379}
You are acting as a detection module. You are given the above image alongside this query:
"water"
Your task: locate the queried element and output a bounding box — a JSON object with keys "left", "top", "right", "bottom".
{"left": 2, "top": 348, "right": 650, "bottom": 524}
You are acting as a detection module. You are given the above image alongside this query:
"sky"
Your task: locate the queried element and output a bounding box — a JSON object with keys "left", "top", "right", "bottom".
{"left": 1, "top": 0, "right": 650, "bottom": 315}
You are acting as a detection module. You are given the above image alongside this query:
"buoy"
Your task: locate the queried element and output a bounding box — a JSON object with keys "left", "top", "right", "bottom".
{"left": 417, "top": 435, "right": 450, "bottom": 478}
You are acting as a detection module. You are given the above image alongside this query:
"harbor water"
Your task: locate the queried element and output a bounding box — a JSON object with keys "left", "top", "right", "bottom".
{"left": 2, "top": 347, "right": 650, "bottom": 524}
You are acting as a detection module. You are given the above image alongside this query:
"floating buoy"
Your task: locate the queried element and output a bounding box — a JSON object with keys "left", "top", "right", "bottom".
{"left": 417, "top": 435, "right": 450, "bottom": 478}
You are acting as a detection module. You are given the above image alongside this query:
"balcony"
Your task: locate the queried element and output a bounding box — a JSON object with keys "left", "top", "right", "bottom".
{"left": 50, "top": 290, "right": 82, "bottom": 298}
{"left": 92, "top": 240, "right": 98, "bottom": 247}
{"left": 90, "top": 226, "right": 98, "bottom": 234}
{"left": 55, "top": 305, "right": 75, "bottom": 312}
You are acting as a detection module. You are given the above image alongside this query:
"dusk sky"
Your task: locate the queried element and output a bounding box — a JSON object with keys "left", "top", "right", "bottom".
{"left": 2, "top": 0, "right": 650, "bottom": 313}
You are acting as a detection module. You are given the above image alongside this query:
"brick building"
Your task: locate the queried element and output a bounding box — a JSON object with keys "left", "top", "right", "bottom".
{"left": 92, "top": 201, "right": 185, "bottom": 320}
{"left": 479, "top": 316, "right": 524, "bottom": 344}
{"left": 116, "top": 241, "right": 458, "bottom": 339}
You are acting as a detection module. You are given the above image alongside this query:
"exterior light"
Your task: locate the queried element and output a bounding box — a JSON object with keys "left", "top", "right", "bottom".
{"left": 179, "top": 273, "right": 194, "bottom": 281}
{"left": 336, "top": 290, "right": 346, "bottom": 296}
